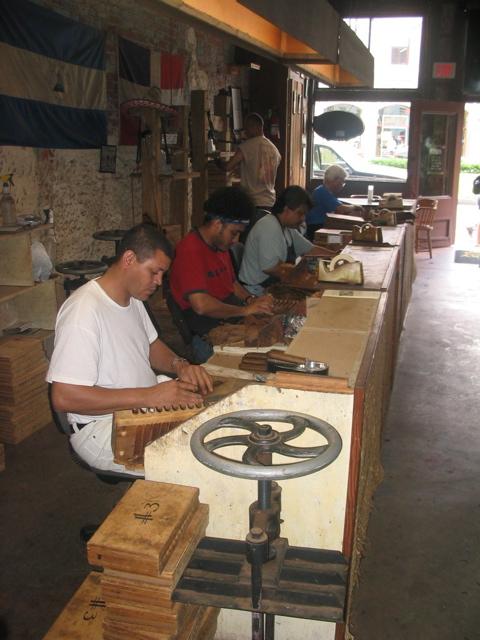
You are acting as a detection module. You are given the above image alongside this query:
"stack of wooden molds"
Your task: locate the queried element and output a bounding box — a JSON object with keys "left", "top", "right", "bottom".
{"left": 88, "top": 480, "right": 217, "bottom": 640}
{"left": 0, "top": 334, "right": 51, "bottom": 444}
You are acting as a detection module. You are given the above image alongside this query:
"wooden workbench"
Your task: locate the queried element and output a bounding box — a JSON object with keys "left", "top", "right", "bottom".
{"left": 144, "top": 224, "right": 415, "bottom": 640}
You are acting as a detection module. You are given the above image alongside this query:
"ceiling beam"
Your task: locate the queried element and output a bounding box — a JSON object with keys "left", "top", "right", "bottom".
{"left": 157, "top": 0, "right": 374, "bottom": 86}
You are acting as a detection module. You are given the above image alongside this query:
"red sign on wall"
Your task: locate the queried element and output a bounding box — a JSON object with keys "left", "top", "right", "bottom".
{"left": 432, "top": 62, "right": 456, "bottom": 79}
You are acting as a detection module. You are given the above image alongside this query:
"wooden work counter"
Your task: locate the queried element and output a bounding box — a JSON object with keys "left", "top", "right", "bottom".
{"left": 144, "top": 225, "right": 415, "bottom": 640}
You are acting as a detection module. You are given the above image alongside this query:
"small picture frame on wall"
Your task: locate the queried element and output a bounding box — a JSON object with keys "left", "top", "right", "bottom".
{"left": 99, "top": 144, "right": 117, "bottom": 173}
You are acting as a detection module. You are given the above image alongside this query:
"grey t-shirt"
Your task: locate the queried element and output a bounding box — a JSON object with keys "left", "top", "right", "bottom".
{"left": 239, "top": 214, "right": 313, "bottom": 287}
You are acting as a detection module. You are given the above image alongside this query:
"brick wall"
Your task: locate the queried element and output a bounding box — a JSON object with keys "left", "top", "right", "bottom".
{"left": 0, "top": 0, "right": 248, "bottom": 262}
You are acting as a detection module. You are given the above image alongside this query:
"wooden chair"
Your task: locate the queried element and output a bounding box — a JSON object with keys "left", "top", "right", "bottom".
{"left": 414, "top": 197, "right": 438, "bottom": 258}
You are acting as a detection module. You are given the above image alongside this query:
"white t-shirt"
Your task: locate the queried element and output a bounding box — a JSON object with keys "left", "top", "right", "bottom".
{"left": 46, "top": 279, "right": 158, "bottom": 424}
{"left": 240, "top": 135, "right": 281, "bottom": 207}
{"left": 239, "top": 214, "right": 313, "bottom": 286}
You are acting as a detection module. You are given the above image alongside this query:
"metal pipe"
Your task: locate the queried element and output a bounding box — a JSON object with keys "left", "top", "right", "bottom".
{"left": 252, "top": 611, "right": 264, "bottom": 640}
{"left": 265, "top": 613, "right": 275, "bottom": 639}
{"left": 258, "top": 480, "right": 272, "bottom": 510}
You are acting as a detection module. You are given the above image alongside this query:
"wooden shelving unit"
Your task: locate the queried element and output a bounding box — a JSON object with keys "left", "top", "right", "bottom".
{"left": 0, "top": 224, "right": 53, "bottom": 286}
{"left": 139, "top": 103, "right": 200, "bottom": 234}
{"left": 0, "top": 225, "right": 58, "bottom": 332}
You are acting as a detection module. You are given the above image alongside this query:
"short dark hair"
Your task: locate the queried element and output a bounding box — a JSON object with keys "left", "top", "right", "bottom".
{"left": 271, "top": 186, "right": 313, "bottom": 215}
{"left": 245, "top": 112, "right": 264, "bottom": 129}
{"left": 115, "top": 223, "right": 173, "bottom": 263}
{"left": 203, "top": 186, "right": 255, "bottom": 225}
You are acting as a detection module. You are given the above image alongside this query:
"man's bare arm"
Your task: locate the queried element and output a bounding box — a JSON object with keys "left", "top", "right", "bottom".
{"left": 215, "top": 149, "right": 243, "bottom": 173}
{"left": 336, "top": 203, "right": 364, "bottom": 216}
{"left": 188, "top": 292, "right": 272, "bottom": 319}
{"left": 51, "top": 379, "right": 202, "bottom": 416}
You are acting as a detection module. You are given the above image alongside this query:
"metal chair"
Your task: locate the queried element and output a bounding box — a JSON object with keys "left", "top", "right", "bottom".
{"left": 414, "top": 197, "right": 438, "bottom": 258}
{"left": 48, "top": 385, "right": 138, "bottom": 540}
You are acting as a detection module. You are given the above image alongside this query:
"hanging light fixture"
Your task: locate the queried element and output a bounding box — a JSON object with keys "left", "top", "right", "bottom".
{"left": 313, "top": 111, "right": 364, "bottom": 141}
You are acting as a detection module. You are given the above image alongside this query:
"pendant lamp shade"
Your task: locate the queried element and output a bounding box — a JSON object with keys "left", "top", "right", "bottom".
{"left": 313, "top": 111, "right": 364, "bottom": 141}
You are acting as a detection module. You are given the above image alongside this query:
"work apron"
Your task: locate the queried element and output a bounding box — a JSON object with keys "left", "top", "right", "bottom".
{"left": 259, "top": 219, "right": 297, "bottom": 288}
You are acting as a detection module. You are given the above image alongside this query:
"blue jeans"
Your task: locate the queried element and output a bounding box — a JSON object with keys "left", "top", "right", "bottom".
{"left": 191, "top": 334, "right": 214, "bottom": 363}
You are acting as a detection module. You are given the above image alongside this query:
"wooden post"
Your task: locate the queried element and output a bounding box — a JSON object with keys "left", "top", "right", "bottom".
{"left": 190, "top": 90, "right": 208, "bottom": 228}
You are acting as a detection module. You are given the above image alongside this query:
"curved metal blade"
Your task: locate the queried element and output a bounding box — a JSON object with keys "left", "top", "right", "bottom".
{"left": 280, "top": 415, "right": 310, "bottom": 442}
{"left": 271, "top": 442, "right": 329, "bottom": 459}
{"left": 217, "top": 417, "right": 259, "bottom": 432}
{"left": 205, "top": 434, "right": 251, "bottom": 452}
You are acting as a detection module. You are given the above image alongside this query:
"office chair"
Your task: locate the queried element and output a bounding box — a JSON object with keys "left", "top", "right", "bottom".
{"left": 49, "top": 386, "right": 140, "bottom": 539}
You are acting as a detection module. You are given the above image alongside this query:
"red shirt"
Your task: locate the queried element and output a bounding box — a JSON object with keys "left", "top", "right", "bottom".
{"left": 169, "top": 230, "right": 236, "bottom": 310}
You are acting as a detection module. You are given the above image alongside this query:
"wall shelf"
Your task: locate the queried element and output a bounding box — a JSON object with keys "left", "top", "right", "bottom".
{"left": 0, "top": 224, "right": 53, "bottom": 286}
{"left": 0, "top": 279, "right": 57, "bottom": 331}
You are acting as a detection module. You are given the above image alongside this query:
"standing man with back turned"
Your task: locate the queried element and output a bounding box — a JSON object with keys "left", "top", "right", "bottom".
{"left": 218, "top": 112, "right": 281, "bottom": 218}
{"left": 47, "top": 224, "right": 213, "bottom": 476}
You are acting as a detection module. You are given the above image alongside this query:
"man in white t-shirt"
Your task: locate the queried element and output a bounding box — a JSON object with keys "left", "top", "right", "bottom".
{"left": 46, "top": 224, "right": 213, "bottom": 476}
{"left": 221, "top": 113, "right": 281, "bottom": 211}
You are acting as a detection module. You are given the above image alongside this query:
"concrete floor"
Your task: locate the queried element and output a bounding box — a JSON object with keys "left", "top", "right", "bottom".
{"left": 351, "top": 247, "right": 480, "bottom": 639}
{"left": 1, "top": 247, "right": 479, "bottom": 639}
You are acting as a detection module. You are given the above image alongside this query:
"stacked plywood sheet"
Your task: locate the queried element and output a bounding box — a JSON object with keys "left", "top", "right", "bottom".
{"left": 0, "top": 334, "right": 52, "bottom": 443}
{"left": 87, "top": 480, "right": 218, "bottom": 640}
{"left": 43, "top": 572, "right": 105, "bottom": 639}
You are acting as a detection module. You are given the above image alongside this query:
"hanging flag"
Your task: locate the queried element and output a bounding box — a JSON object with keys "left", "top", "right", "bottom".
{"left": 118, "top": 36, "right": 151, "bottom": 145}
{"left": 161, "top": 52, "right": 185, "bottom": 106}
{"left": 0, "top": 0, "right": 107, "bottom": 149}
{"left": 118, "top": 36, "right": 185, "bottom": 145}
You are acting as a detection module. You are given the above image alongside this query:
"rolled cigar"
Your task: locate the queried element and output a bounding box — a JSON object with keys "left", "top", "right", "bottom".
{"left": 239, "top": 362, "right": 268, "bottom": 372}
{"left": 241, "top": 354, "right": 268, "bottom": 362}
{"left": 267, "top": 350, "right": 306, "bottom": 365}
{"left": 242, "top": 363, "right": 267, "bottom": 370}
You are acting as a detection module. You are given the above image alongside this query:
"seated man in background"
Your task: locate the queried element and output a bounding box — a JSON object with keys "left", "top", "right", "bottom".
{"left": 239, "top": 185, "right": 326, "bottom": 296}
{"left": 169, "top": 186, "right": 273, "bottom": 362}
{"left": 306, "top": 164, "right": 364, "bottom": 241}
{"left": 47, "top": 224, "right": 213, "bottom": 476}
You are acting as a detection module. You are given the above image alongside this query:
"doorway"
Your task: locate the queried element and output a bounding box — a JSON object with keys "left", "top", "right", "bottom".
{"left": 455, "top": 102, "right": 480, "bottom": 248}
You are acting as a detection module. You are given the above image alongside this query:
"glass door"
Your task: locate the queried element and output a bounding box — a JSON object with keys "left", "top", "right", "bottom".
{"left": 409, "top": 101, "right": 464, "bottom": 247}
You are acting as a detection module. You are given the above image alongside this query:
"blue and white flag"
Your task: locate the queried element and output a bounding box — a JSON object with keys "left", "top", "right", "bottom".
{"left": 0, "top": 0, "right": 107, "bottom": 148}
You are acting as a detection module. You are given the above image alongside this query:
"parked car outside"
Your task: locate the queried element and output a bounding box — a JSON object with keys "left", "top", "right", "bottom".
{"left": 313, "top": 140, "right": 407, "bottom": 182}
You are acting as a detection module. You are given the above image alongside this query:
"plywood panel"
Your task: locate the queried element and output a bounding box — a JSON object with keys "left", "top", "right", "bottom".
{"left": 305, "top": 291, "right": 380, "bottom": 332}
{"left": 87, "top": 481, "right": 199, "bottom": 576}
{"left": 288, "top": 328, "right": 368, "bottom": 381}
{"left": 43, "top": 572, "right": 104, "bottom": 639}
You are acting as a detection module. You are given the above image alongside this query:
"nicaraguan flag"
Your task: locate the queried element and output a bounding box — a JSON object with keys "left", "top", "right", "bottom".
{"left": 0, "top": 0, "right": 107, "bottom": 148}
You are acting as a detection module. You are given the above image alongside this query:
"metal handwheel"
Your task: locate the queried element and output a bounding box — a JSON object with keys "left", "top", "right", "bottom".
{"left": 190, "top": 409, "right": 342, "bottom": 481}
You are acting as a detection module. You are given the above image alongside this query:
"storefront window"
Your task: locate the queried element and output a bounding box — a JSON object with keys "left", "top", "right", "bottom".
{"left": 312, "top": 101, "right": 409, "bottom": 183}
{"left": 344, "top": 17, "right": 422, "bottom": 89}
